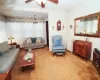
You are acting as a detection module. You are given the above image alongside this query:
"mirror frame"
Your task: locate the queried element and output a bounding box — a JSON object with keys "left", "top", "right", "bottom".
{"left": 74, "top": 12, "right": 100, "bottom": 38}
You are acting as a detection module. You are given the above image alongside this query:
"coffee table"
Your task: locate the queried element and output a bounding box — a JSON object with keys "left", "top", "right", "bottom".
{"left": 20, "top": 51, "right": 35, "bottom": 71}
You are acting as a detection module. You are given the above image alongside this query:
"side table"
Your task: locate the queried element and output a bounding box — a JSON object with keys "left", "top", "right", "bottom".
{"left": 16, "top": 44, "right": 20, "bottom": 48}
{"left": 9, "top": 42, "right": 16, "bottom": 45}
{"left": 9, "top": 42, "right": 20, "bottom": 48}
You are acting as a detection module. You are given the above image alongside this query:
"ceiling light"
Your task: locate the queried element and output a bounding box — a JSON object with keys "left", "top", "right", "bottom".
{"left": 36, "top": 0, "right": 47, "bottom": 5}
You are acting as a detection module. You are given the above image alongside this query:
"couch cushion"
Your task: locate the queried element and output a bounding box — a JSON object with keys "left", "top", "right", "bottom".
{"left": 34, "top": 43, "right": 44, "bottom": 47}
{"left": 0, "top": 41, "right": 9, "bottom": 53}
{"left": 31, "top": 38, "right": 36, "bottom": 43}
{"left": 3, "top": 48, "right": 19, "bottom": 58}
{"left": 52, "top": 45, "right": 65, "bottom": 50}
{"left": 25, "top": 43, "right": 35, "bottom": 47}
{"left": 26, "top": 38, "right": 32, "bottom": 44}
{"left": 0, "top": 48, "right": 19, "bottom": 73}
{"left": 54, "top": 39, "right": 61, "bottom": 46}
{"left": 36, "top": 37, "right": 42, "bottom": 43}
{"left": 0, "top": 51, "right": 3, "bottom": 56}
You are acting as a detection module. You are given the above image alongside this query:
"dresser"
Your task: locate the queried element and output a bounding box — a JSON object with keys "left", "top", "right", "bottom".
{"left": 73, "top": 40, "right": 92, "bottom": 60}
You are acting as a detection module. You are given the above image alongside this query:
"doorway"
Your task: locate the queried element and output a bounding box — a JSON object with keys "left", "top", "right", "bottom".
{"left": 46, "top": 21, "right": 49, "bottom": 47}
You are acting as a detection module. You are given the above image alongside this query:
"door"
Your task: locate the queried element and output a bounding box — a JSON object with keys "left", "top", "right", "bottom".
{"left": 46, "top": 21, "right": 49, "bottom": 47}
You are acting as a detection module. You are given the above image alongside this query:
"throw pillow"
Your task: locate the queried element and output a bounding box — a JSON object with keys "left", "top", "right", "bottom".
{"left": 26, "top": 38, "right": 32, "bottom": 44}
{"left": 36, "top": 37, "right": 42, "bottom": 43}
{"left": 31, "top": 38, "right": 36, "bottom": 43}
{"left": 0, "top": 41, "right": 9, "bottom": 53}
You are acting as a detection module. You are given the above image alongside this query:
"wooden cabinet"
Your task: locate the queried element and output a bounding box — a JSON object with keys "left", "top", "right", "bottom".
{"left": 73, "top": 40, "right": 92, "bottom": 60}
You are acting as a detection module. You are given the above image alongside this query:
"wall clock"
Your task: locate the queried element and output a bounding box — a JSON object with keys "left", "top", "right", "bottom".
{"left": 57, "top": 20, "right": 61, "bottom": 31}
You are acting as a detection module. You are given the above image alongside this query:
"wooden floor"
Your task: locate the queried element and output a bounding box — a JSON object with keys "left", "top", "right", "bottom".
{"left": 12, "top": 47, "right": 100, "bottom": 80}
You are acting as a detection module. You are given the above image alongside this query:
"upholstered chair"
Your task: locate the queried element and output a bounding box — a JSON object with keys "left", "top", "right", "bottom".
{"left": 52, "top": 35, "right": 66, "bottom": 56}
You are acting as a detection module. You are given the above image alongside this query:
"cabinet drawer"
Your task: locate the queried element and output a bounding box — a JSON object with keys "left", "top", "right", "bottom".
{"left": 82, "top": 49, "right": 87, "bottom": 58}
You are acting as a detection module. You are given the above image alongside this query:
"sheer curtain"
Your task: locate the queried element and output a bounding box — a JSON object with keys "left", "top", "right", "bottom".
{"left": 5, "top": 22, "right": 46, "bottom": 45}
{"left": 0, "top": 21, "right": 7, "bottom": 43}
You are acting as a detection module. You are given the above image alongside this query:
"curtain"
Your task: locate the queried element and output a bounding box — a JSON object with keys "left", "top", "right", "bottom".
{"left": 5, "top": 22, "right": 46, "bottom": 46}
{"left": 0, "top": 21, "right": 7, "bottom": 43}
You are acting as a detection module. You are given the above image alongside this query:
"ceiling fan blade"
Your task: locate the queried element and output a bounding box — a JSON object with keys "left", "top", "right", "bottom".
{"left": 48, "top": 0, "right": 58, "bottom": 4}
{"left": 25, "top": 0, "right": 33, "bottom": 3}
{"left": 41, "top": 2, "right": 45, "bottom": 8}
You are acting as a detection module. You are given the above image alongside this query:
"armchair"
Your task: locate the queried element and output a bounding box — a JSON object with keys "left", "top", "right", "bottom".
{"left": 52, "top": 35, "right": 66, "bottom": 56}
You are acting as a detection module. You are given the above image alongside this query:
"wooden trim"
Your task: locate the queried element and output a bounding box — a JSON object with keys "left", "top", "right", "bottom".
{"left": 74, "top": 12, "right": 100, "bottom": 38}
{"left": 75, "top": 12, "right": 100, "bottom": 20}
{"left": 98, "top": 14, "right": 100, "bottom": 36}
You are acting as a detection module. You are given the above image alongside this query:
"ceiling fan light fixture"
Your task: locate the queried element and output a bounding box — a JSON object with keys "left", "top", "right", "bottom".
{"left": 36, "top": 0, "right": 47, "bottom": 5}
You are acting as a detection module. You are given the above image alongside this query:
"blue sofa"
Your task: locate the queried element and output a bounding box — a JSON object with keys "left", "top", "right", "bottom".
{"left": 0, "top": 41, "right": 19, "bottom": 80}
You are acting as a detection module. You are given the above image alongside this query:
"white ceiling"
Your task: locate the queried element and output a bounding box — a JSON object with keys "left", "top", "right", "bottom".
{"left": 0, "top": 0, "right": 87, "bottom": 18}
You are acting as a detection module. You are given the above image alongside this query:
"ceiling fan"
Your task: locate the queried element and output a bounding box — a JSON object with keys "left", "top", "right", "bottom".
{"left": 25, "top": 0, "right": 58, "bottom": 8}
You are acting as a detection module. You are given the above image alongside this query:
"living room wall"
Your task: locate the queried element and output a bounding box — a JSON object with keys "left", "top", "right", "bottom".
{"left": 0, "top": 8, "right": 67, "bottom": 51}
{"left": 48, "top": 10, "right": 67, "bottom": 51}
{"left": 66, "top": 0, "right": 100, "bottom": 60}
{"left": 6, "top": 8, "right": 68, "bottom": 51}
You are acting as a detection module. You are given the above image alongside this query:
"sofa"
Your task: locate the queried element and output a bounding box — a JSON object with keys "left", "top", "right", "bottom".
{"left": 0, "top": 41, "right": 19, "bottom": 80}
{"left": 23, "top": 37, "right": 45, "bottom": 50}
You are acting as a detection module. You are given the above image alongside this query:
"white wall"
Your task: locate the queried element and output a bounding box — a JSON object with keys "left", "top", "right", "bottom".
{"left": 48, "top": 11, "right": 67, "bottom": 51}
{"left": 66, "top": 0, "right": 100, "bottom": 60}
{"left": 13, "top": 8, "right": 68, "bottom": 51}
{"left": 0, "top": 6, "right": 68, "bottom": 50}
{"left": 2, "top": 7, "right": 68, "bottom": 51}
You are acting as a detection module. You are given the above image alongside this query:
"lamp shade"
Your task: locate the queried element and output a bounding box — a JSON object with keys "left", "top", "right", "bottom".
{"left": 8, "top": 36, "right": 14, "bottom": 40}
{"left": 8, "top": 36, "right": 14, "bottom": 44}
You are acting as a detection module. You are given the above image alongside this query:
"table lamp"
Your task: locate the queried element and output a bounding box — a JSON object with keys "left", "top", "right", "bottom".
{"left": 8, "top": 36, "right": 14, "bottom": 44}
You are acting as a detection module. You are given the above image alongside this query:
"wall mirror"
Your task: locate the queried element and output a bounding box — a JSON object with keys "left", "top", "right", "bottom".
{"left": 74, "top": 12, "right": 100, "bottom": 37}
